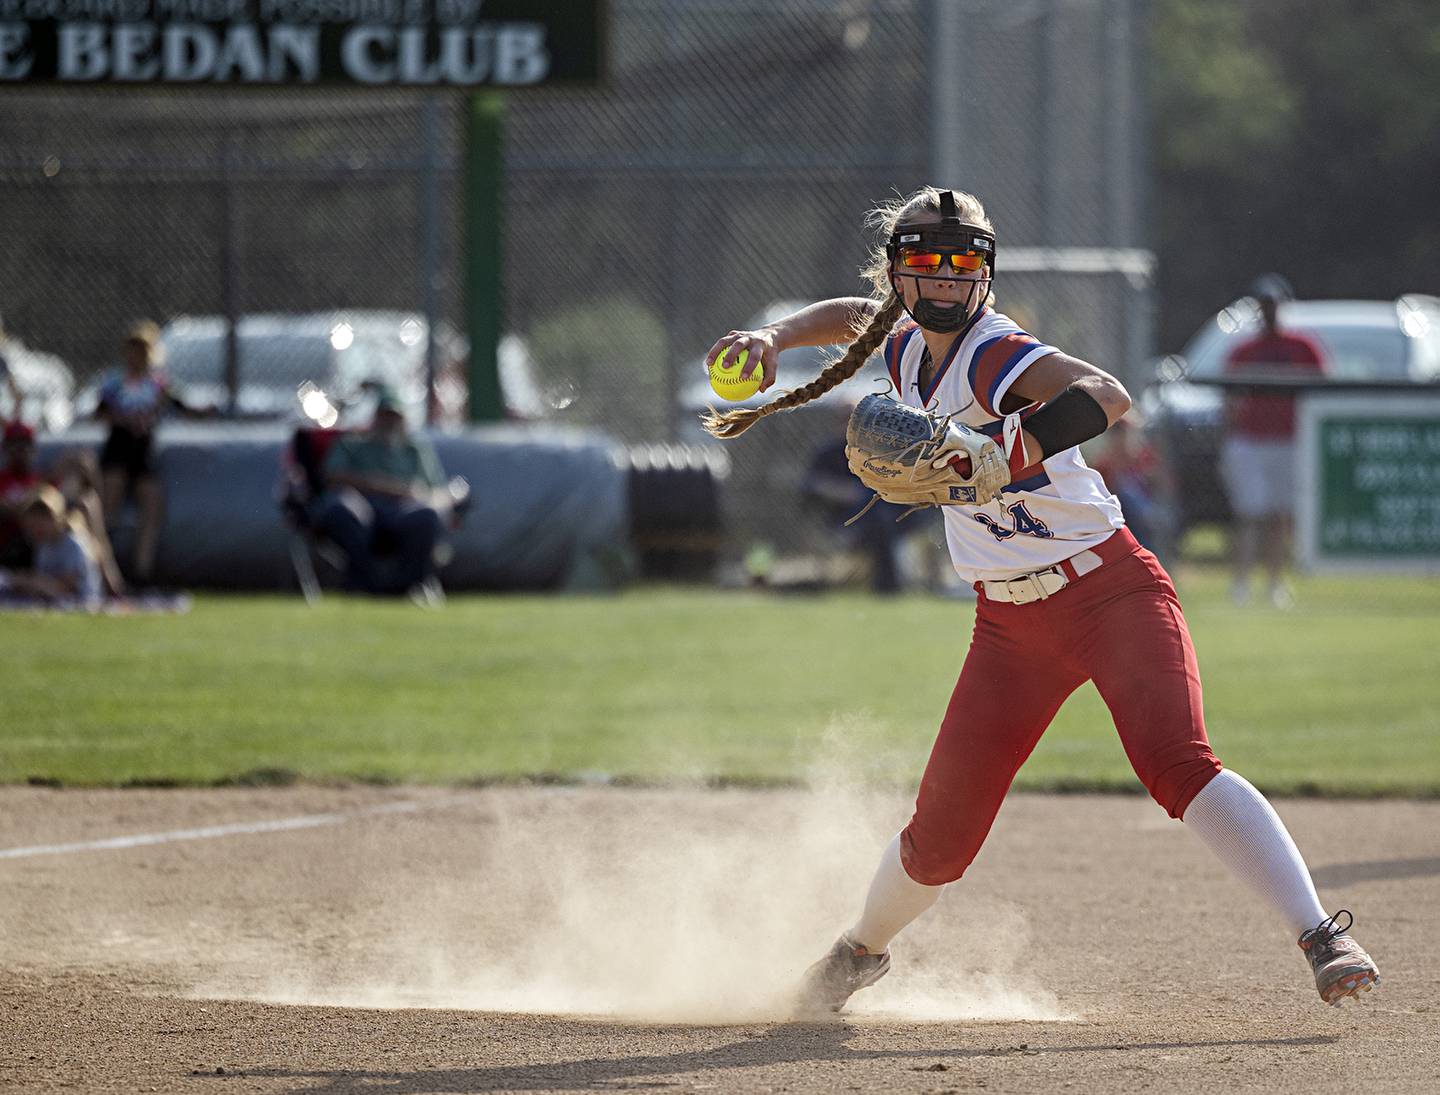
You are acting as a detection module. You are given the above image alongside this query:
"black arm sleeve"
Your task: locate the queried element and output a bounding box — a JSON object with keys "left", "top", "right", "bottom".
{"left": 1022, "top": 384, "right": 1110, "bottom": 459}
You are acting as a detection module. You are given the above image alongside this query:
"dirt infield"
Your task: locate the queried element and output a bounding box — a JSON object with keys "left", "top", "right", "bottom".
{"left": 2, "top": 784, "right": 1436, "bottom": 1093}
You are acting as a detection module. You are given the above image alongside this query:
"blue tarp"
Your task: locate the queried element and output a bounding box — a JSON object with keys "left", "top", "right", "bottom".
{"left": 39, "top": 423, "right": 629, "bottom": 592}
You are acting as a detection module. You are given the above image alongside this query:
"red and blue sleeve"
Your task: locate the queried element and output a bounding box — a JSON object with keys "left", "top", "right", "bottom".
{"left": 966, "top": 332, "right": 1055, "bottom": 417}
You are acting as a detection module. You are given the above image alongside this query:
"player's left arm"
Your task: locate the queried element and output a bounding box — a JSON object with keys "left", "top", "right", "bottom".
{"left": 1001, "top": 353, "right": 1131, "bottom": 467}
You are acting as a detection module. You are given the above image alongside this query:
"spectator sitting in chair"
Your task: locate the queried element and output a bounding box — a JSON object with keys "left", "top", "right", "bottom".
{"left": 315, "top": 388, "right": 450, "bottom": 598}
{"left": 802, "top": 431, "right": 903, "bottom": 595}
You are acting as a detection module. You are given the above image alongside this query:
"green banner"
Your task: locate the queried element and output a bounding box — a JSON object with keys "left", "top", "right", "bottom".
{"left": 1317, "top": 415, "right": 1440, "bottom": 557}
{"left": 0, "top": 0, "right": 602, "bottom": 87}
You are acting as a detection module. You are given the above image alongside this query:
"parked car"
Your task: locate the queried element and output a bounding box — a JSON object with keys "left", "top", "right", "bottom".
{"left": 1139, "top": 294, "right": 1440, "bottom": 532}
{"left": 0, "top": 336, "right": 76, "bottom": 432}
{"left": 74, "top": 311, "right": 546, "bottom": 429}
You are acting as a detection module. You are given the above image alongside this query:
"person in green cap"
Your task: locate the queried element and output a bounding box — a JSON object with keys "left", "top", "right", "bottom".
{"left": 316, "top": 388, "right": 450, "bottom": 596}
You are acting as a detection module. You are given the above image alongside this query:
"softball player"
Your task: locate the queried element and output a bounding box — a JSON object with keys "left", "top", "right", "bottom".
{"left": 703, "top": 187, "right": 1378, "bottom": 1014}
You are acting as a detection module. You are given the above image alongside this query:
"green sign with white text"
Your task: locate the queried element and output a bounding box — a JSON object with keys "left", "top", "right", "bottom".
{"left": 1315, "top": 414, "right": 1440, "bottom": 558}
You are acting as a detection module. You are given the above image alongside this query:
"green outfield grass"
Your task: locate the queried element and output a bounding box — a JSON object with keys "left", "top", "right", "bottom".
{"left": 3, "top": 569, "right": 1438, "bottom": 795}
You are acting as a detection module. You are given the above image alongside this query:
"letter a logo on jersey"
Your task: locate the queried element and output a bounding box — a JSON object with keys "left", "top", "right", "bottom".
{"left": 975, "top": 501, "right": 1055, "bottom": 542}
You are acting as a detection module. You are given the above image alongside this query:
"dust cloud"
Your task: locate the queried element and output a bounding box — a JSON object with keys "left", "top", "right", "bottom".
{"left": 190, "top": 735, "right": 1069, "bottom": 1024}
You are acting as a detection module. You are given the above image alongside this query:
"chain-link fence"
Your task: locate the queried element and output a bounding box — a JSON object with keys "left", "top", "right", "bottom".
{"left": 0, "top": 0, "right": 1156, "bottom": 577}
{"left": 0, "top": 91, "right": 465, "bottom": 431}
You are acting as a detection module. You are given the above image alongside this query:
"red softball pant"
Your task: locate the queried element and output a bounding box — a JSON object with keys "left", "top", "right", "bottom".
{"left": 900, "top": 529, "right": 1222, "bottom": 885}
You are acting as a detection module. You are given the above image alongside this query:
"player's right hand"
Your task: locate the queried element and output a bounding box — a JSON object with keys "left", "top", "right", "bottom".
{"left": 704, "top": 327, "right": 781, "bottom": 393}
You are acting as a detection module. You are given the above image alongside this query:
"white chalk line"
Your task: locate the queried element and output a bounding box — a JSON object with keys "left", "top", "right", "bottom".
{"left": 0, "top": 798, "right": 446, "bottom": 861}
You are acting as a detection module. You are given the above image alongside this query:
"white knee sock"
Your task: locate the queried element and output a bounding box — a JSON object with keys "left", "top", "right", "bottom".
{"left": 847, "top": 833, "right": 945, "bottom": 952}
{"left": 1182, "top": 769, "right": 1327, "bottom": 936}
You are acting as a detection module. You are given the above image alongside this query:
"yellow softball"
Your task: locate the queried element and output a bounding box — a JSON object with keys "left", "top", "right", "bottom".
{"left": 709, "top": 347, "right": 762, "bottom": 401}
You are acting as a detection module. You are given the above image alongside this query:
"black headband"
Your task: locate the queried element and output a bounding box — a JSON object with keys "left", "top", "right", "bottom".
{"left": 886, "top": 191, "right": 995, "bottom": 262}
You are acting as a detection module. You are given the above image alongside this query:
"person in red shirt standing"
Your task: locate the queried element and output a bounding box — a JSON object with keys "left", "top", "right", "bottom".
{"left": 1219, "top": 276, "right": 1326, "bottom": 607}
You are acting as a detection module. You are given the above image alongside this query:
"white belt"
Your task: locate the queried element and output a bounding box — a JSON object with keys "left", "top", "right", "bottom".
{"left": 980, "top": 546, "right": 1106, "bottom": 605}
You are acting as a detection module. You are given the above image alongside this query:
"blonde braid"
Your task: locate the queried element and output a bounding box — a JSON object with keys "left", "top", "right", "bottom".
{"left": 700, "top": 295, "right": 905, "bottom": 439}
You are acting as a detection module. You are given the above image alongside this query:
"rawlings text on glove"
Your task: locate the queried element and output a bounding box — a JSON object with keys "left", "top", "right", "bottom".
{"left": 843, "top": 393, "right": 1011, "bottom": 522}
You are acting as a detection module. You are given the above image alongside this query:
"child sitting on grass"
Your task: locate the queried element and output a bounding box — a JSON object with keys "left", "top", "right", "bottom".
{"left": 0, "top": 484, "right": 102, "bottom": 609}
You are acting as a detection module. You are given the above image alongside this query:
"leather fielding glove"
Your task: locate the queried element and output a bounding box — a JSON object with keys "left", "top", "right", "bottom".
{"left": 843, "top": 393, "right": 1012, "bottom": 521}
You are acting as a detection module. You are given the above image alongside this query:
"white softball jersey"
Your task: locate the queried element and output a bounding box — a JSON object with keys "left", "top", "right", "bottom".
{"left": 882, "top": 309, "right": 1125, "bottom": 583}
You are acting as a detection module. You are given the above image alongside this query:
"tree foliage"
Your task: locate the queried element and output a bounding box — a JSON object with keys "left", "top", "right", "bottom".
{"left": 1153, "top": 0, "right": 1440, "bottom": 350}
{"left": 528, "top": 295, "right": 669, "bottom": 436}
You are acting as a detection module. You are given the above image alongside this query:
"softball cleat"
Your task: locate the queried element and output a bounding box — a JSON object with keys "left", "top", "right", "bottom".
{"left": 1299, "top": 910, "right": 1379, "bottom": 1006}
{"left": 793, "top": 934, "right": 891, "bottom": 1018}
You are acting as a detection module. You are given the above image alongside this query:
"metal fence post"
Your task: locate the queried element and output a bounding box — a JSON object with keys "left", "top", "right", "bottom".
{"left": 219, "top": 123, "right": 241, "bottom": 417}
{"left": 465, "top": 92, "right": 505, "bottom": 423}
{"left": 421, "top": 93, "right": 443, "bottom": 426}
{"left": 928, "top": 0, "right": 964, "bottom": 184}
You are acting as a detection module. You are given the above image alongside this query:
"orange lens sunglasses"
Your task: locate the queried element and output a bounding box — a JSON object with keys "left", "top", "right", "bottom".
{"left": 898, "top": 248, "right": 987, "bottom": 275}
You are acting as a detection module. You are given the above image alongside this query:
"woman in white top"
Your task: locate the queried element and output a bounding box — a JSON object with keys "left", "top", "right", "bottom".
{"left": 702, "top": 186, "right": 1377, "bottom": 1015}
